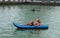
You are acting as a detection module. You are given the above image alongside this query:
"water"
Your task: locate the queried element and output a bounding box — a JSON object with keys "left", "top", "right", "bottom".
{"left": 0, "top": 5, "right": 60, "bottom": 38}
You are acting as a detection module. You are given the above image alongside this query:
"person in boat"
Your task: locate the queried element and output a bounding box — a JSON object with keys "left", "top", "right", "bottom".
{"left": 34, "top": 19, "right": 41, "bottom": 26}
{"left": 27, "top": 20, "right": 34, "bottom": 26}
{"left": 27, "top": 19, "right": 41, "bottom": 26}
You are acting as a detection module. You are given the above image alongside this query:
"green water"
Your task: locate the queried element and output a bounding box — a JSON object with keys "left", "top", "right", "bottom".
{"left": 0, "top": 5, "right": 60, "bottom": 38}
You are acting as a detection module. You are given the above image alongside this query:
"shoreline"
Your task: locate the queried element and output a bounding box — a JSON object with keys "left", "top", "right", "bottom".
{"left": 0, "top": 2, "right": 60, "bottom": 6}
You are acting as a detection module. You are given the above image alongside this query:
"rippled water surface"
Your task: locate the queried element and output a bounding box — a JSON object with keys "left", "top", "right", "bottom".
{"left": 0, "top": 5, "right": 60, "bottom": 38}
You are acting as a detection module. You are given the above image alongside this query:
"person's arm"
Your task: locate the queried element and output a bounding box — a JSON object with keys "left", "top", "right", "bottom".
{"left": 34, "top": 22, "right": 38, "bottom": 26}
{"left": 38, "top": 23, "right": 40, "bottom": 26}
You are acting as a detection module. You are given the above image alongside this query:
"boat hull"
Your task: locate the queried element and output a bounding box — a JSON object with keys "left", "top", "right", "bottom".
{"left": 13, "top": 22, "right": 48, "bottom": 29}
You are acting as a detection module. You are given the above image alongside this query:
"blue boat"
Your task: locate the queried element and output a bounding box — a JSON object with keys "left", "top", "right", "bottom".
{"left": 13, "top": 22, "right": 48, "bottom": 29}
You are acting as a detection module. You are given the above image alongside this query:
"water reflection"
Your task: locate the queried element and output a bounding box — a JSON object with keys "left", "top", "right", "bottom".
{"left": 29, "top": 29, "right": 40, "bottom": 35}
{"left": 2, "top": 5, "right": 5, "bottom": 10}
{"left": 14, "top": 28, "right": 48, "bottom": 35}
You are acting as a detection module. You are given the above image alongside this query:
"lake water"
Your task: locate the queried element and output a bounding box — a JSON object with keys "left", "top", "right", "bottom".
{"left": 0, "top": 5, "right": 60, "bottom": 38}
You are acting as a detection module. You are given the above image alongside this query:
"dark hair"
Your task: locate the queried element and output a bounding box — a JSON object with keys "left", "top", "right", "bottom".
{"left": 37, "top": 19, "right": 40, "bottom": 23}
{"left": 31, "top": 21, "right": 34, "bottom": 25}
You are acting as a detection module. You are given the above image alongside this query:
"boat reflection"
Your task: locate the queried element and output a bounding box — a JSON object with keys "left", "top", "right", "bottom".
{"left": 14, "top": 28, "right": 48, "bottom": 35}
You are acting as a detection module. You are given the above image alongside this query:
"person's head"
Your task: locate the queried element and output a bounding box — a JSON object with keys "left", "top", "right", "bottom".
{"left": 30, "top": 20, "right": 34, "bottom": 25}
{"left": 37, "top": 19, "right": 40, "bottom": 23}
